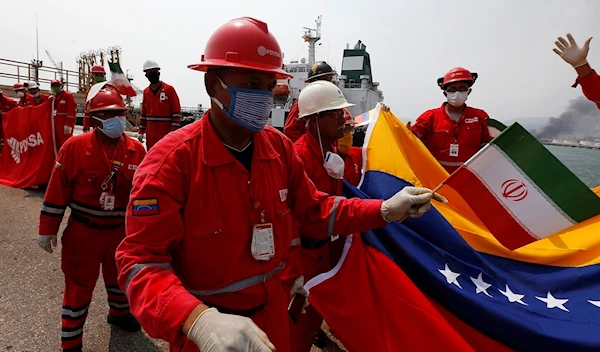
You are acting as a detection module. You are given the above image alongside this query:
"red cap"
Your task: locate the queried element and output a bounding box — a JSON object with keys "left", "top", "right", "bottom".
{"left": 437, "top": 67, "right": 478, "bottom": 90}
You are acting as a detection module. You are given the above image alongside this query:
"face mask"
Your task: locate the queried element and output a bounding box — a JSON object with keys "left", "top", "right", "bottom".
{"left": 17, "top": 91, "right": 25, "bottom": 98}
{"left": 211, "top": 77, "right": 274, "bottom": 132}
{"left": 146, "top": 72, "right": 160, "bottom": 84}
{"left": 316, "top": 119, "right": 345, "bottom": 179}
{"left": 92, "top": 115, "right": 126, "bottom": 139}
{"left": 446, "top": 91, "right": 469, "bottom": 107}
{"left": 94, "top": 75, "right": 106, "bottom": 83}
{"left": 32, "top": 92, "right": 40, "bottom": 98}
{"left": 337, "top": 132, "right": 353, "bottom": 154}
{"left": 51, "top": 86, "right": 61, "bottom": 95}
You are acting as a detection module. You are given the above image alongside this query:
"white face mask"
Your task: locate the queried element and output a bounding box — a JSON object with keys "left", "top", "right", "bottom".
{"left": 316, "top": 120, "right": 345, "bottom": 180}
{"left": 446, "top": 91, "right": 469, "bottom": 107}
{"left": 32, "top": 92, "right": 40, "bottom": 98}
{"left": 16, "top": 91, "right": 25, "bottom": 98}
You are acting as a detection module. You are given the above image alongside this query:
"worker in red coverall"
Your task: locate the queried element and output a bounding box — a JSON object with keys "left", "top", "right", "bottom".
{"left": 411, "top": 67, "right": 493, "bottom": 173}
{"left": 13, "top": 83, "right": 35, "bottom": 107}
{"left": 114, "top": 17, "right": 443, "bottom": 352}
{"left": 283, "top": 61, "right": 337, "bottom": 142}
{"left": 0, "top": 89, "right": 18, "bottom": 153}
{"left": 50, "top": 79, "right": 77, "bottom": 150}
{"left": 83, "top": 65, "right": 108, "bottom": 132}
{"left": 289, "top": 80, "right": 355, "bottom": 351}
{"left": 37, "top": 83, "right": 144, "bottom": 352}
{"left": 337, "top": 109, "right": 363, "bottom": 187}
{"left": 138, "top": 60, "right": 182, "bottom": 149}
{"left": 27, "top": 81, "right": 50, "bottom": 106}
{"left": 553, "top": 33, "right": 600, "bottom": 110}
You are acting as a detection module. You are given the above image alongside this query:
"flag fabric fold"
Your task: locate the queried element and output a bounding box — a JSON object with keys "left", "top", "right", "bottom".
{"left": 306, "top": 104, "right": 600, "bottom": 352}
{"left": 0, "top": 100, "right": 56, "bottom": 188}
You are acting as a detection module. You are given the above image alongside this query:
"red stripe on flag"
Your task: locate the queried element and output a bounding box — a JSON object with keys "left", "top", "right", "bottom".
{"left": 308, "top": 236, "right": 511, "bottom": 352}
{"left": 445, "top": 167, "right": 535, "bottom": 250}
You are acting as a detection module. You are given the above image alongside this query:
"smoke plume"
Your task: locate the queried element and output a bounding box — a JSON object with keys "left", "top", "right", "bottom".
{"left": 535, "top": 97, "right": 600, "bottom": 139}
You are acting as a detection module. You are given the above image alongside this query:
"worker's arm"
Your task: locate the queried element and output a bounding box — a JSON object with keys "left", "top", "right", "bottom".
{"left": 39, "top": 142, "right": 74, "bottom": 237}
{"left": 553, "top": 33, "right": 600, "bottom": 109}
{"left": 139, "top": 93, "right": 147, "bottom": 133}
{"left": 116, "top": 140, "right": 204, "bottom": 345}
{"left": 169, "top": 86, "right": 182, "bottom": 131}
{"left": 411, "top": 110, "right": 433, "bottom": 142}
{"left": 283, "top": 102, "right": 305, "bottom": 143}
{"left": 65, "top": 93, "right": 76, "bottom": 131}
{"left": 575, "top": 66, "right": 600, "bottom": 109}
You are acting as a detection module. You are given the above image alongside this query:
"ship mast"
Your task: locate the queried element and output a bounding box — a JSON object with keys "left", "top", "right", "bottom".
{"left": 302, "top": 15, "right": 322, "bottom": 66}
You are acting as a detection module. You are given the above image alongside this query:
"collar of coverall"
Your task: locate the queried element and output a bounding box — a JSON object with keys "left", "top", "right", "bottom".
{"left": 85, "top": 129, "right": 136, "bottom": 156}
{"left": 201, "top": 109, "right": 280, "bottom": 167}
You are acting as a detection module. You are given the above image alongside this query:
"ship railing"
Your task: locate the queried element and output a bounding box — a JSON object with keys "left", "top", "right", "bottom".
{"left": 0, "top": 57, "right": 80, "bottom": 93}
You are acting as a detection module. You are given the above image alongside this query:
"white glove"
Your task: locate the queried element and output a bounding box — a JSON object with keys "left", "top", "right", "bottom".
{"left": 38, "top": 235, "right": 57, "bottom": 253}
{"left": 187, "top": 308, "right": 276, "bottom": 352}
{"left": 63, "top": 125, "right": 73, "bottom": 135}
{"left": 137, "top": 132, "right": 145, "bottom": 143}
{"left": 553, "top": 33, "right": 592, "bottom": 68}
{"left": 289, "top": 276, "right": 309, "bottom": 314}
{"left": 381, "top": 186, "right": 447, "bottom": 222}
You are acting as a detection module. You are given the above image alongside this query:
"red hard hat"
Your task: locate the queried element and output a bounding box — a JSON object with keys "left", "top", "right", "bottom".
{"left": 343, "top": 108, "right": 356, "bottom": 125}
{"left": 437, "top": 67, "right": 478, "bottom": 89}
{"left": 13, "top": 83, "right": 25, "bottom": 90}
{"left": 88, "top": 84, "right": 127, "bottom": 113}
{"left": 91, "top": 65, "right": 106, "bottom": 74}
{"left": 50, "top": 79, "right": 62, "bottom": 86}
{"left": 188, "top": 17, "right": 292, "bottom": 79}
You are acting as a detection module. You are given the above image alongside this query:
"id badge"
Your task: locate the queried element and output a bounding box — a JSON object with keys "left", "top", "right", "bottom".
{"left": 103, "top": 195, "right": 115, "bottom": 211}
{"left": 449, "top": 143, "right": 459, "bottom": 157}
{"left": 160, "top": 92, "right": 166, "bottom": 101}
{"left": 251, "top": 223, "right": 275, "bottom": 261}
{"left": 99, "top": 191, "right": 108, "bottom": 206}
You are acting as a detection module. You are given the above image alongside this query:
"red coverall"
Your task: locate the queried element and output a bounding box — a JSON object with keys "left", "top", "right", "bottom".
{"left": 575, "top": 70, "right": 600, "bottom": 109}
{"left": 283, "top": 100, "right": 305, "bottom": 143}
{"left": 53, "top": 90, "right": 77, "bottom": 150}
{"left": 290, "top": 131, "right": 348, "bottom": 351}
{"left": 33, "top": 93, "right": 50, "bottom": 106}
{"left": 39, "top": 131, "right": 146, "bottom": 350}
{"left": 412, "top": 103, "right": 493, "bottom": 173}
{"left": 115, "top": 113, "right": 387, "bottom": 352}
{"left": 140, "top": 82, "right": 182, "bottom": 149}
{"left": 0, "top": 95, "right": 18, "bottom": 153}
{"left": 18, "top": 93, "right": 35, "bottom": 107}
{"left": 342, "top": 147, "right": 363, "bottom": 187}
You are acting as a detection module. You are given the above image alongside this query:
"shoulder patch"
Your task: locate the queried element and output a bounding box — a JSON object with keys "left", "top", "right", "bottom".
{"left": 132, "top": 198, "right": 159, "bottom": 216}
{"left": 54, "top": 161, "right": 62, "bottom": 169}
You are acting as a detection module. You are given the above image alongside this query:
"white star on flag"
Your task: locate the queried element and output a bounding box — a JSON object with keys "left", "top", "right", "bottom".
{"left": 470, "top": 273, "right": 493, "bottom": 297}
{"left": 438, "top": 264, "right": 462, "bottom": 289}
{"left": 588, "top": 300, "right": 600, "bottom": 308}
{"left": 499, "top": 284, "right": 528, "bottom": 305}
{"left": 536, "top": 292, "right": 569, "bottom": 312}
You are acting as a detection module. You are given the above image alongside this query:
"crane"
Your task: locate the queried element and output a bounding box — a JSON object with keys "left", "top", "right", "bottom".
{"left": 45, "top": 49, "right": 64, "bottom": 82}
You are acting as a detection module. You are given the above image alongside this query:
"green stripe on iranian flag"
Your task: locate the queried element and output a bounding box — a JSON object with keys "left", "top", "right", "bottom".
{"left": 490, "top": 123, "right": 600, "bottom": 222}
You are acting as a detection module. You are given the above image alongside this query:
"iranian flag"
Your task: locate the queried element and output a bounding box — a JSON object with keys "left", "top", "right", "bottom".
{"left": 443, "top": 122, "right": 600, "bottom": 250}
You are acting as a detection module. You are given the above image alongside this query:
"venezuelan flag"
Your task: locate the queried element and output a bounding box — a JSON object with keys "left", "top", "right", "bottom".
{"left": 305, "top": 104, "right": 600, "bottom": 352}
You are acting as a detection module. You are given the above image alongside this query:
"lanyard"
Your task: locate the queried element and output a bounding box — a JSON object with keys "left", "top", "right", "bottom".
{"left": 99, "top": 136, "right": 124, "bottom": 194}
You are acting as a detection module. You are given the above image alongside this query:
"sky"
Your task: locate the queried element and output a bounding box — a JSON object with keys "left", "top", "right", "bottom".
{"left": 1, "top": 0, "right": 598, "bottom": 122}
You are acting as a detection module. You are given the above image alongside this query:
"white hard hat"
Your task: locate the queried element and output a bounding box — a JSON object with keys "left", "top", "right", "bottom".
{"left": 143, "top": 60, "right": 160, "bottom": 72}
{"left": 28, "top": 81, "right": 39, "bottom": 89}
{"left": 298, "top": 81, "right": 354, "bottom": 118}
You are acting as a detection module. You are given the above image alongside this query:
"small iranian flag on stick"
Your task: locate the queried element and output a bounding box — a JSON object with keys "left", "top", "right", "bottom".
{"left": 441, "top": 122, "right": 600, "bottom": 250}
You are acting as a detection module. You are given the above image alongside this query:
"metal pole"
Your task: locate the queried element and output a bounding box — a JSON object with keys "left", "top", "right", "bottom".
{"left": 36, "top": 14, "right": 39, "bottom": 61}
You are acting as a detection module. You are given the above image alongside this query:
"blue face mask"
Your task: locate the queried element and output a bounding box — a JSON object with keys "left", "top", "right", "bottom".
{"left": 211, "top": 77, "right": 274, "bottom": 132}
{"left": 92, "top": 115, "right": 126, "bottom": 139}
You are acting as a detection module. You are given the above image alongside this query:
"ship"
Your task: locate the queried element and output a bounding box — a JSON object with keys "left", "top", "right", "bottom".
{"left": 269, "top": 16, "right": 384, "bottom": 131}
